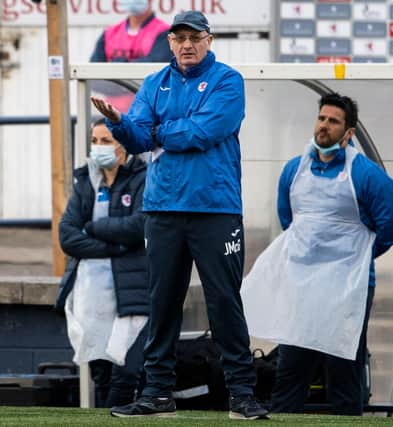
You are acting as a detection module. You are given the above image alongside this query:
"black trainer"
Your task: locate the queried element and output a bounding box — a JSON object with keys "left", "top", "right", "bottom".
{"left": 110, "top": 396, "right": 176, "bottom": 417}
{"left": 229, "top": 396, "right": 269, "bottom": 420}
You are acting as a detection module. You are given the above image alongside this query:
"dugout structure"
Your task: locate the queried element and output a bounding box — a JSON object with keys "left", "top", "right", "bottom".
{"left": 70, "top": 63, "right": 393, "bottom": 411}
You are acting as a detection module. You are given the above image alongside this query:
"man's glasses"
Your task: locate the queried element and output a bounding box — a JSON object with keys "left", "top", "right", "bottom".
{"left": 170, "top": 34, "right": 211, "bottom": 44}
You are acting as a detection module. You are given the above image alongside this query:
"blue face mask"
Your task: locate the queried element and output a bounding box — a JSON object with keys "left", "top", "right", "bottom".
{"left": 90, "top": 145, "right": 118, "bottom": 169}
{"left": 311, "top": 136, "right": 343, "bottom": 156}
{"left": 120, "top": 0, "right": 148, "bottom": 16}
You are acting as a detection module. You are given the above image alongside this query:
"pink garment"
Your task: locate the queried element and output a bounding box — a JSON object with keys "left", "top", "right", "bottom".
{"left": 103, "top": 92, "right": 135, "bottom": 114}
{"left": 104, "top": 17, "right": 169, "bottom": 62}
{"left": 102, "top": 17, "right": 169, "bottom": 112}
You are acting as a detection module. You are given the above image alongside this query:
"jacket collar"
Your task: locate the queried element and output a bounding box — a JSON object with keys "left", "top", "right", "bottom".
{"left": 170, "top": 50, "right": 215, "bottom": 78}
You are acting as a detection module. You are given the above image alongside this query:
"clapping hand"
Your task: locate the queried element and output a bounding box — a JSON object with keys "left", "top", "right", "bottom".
{"left": 91, "top": 96, "right": 121, "bottom": 123}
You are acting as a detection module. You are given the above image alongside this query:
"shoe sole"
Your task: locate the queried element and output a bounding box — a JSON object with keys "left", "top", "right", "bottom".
{"left": 229, "top": 411, "right": 269, "bottom": 420}
{"left": 111, "top": 411, "right": 177, "bottom": 418}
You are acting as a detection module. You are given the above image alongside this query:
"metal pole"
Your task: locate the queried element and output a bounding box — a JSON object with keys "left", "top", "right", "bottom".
{"left": 75, "top": 79, "right": 95, "bottom": 409}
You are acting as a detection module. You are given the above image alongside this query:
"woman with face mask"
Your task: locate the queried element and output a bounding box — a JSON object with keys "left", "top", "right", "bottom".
{"left": 90, "top": 0, "right": 172, "bottom": 113}
{"left": 56, "top": 118, "right": 149, "bottom": 408}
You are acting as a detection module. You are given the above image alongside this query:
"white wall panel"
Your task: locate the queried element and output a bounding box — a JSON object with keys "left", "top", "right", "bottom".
{"left": 1, "top": 27, "right": 50, "bottom": 218}
{"left": 68, "top": 27, "right": 103, "bottom": 114}
{"left": 214, "top": 38, "right": 270, "bottom": 63}
{"left": 1, "top": 26, "right": 102, "bottom": 218}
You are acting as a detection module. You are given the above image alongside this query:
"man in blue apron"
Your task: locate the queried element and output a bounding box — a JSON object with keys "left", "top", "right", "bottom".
{"left": 241, "top": 93, "right": 393, "bottom": 415}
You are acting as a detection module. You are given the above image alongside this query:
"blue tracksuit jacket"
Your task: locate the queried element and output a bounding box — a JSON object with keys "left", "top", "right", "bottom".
{"left": 107, "top": 51, "right": 245, "bottom": 214}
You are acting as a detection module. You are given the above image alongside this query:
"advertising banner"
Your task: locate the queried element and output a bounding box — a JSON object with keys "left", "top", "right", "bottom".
{"left": 276, "top": 0, "right": 393, "bottom": 63}
{"left": 1, "top": 0, "right": 270, "bottom": 29}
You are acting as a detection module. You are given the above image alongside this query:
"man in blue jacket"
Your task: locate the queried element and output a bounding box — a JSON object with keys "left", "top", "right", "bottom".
{"left": 91, "top": 10, "right": 268, "bottom": 420}
{"left": 242, "top": 92, "right": 393, "bottom": 415}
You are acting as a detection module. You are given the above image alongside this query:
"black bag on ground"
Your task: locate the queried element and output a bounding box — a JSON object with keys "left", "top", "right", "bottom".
{"left": 174, "top": 331, "right": 228, "bottom": 410}
{"left": 174, "top": 332, "right": 279, "bottom": 409}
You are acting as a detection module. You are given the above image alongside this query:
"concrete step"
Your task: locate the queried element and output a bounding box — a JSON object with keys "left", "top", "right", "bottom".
{"left": 367, "top": 319, "right": 393, "bottom": 403}
{"left": 368, "top": 318, "right": 393, "bottom": 349}
{"left": 372, "top": 302, "right": 393, "bottom": 317}
{"left": 369, "top": 371, "right": 393, "bottom": 404}
{"left": 0, "top": 276, "right": 60, "bottom": 305}
{"left": 372, "top": 285, "right": 393, "bottom": 317}
{"left": 0, "top": 246, "right": 52, "bottom": 264}
{"left": 369, "top": 348, "right": 393, "bottom": 374}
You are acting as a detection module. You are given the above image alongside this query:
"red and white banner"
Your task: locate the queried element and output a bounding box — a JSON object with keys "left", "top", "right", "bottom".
{"left": 1, "top": 0, "right": 270, "bottom": 28}
{"left": 281, "top": 2, "right": 315, "bottom": 19}
{"left": 353, "top": 39, "right": 387, "bottom": 56}
{"left": 353, "top": 3, "right": 387, "bottom": 22}
{"left": 317, "top": 56, "right": 351, "bottom": 63}
{"left": 280, "top": 38, "right": 315, "bottom": 55}
{"left": 317, "top": 21, "right": 350, "bottom": 38}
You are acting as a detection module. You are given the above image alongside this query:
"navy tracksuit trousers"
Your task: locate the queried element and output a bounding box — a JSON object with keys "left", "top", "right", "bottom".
{"left": 142, "top": 212, "right": 256, "bottom": 398}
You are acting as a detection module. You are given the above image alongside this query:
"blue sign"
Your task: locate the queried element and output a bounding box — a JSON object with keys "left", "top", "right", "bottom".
{"left": 352, "top": 56, "right": 387, "bottom": 63}
{"left": 353, "top": 22, "right": 386, "bottom": 38}
{"left": 277, "top": 0, "right": 393, "bottom": 63}
{"left": 317, "top": 4, "right": 351, "bottom": 20}
{"left": 317, "top": 39, "right": 351, "bottom": 55}
{"left": 281, "top": 20, "right": 315, "bottom": 37}
{"left": 279, "top": 55, "right": 315, "bottom": 63}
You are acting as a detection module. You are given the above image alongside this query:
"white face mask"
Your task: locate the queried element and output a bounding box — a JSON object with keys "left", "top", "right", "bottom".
{"left": 120, "top": 0, "right": 149, "bottom": 16}
{"left": 90, "top": 145, "right": 118, "bottom": 169}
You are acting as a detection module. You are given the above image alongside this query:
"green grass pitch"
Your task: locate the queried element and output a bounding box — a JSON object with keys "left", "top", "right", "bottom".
{"left": 0, "top": 407, "right": 392, "bottom": 426}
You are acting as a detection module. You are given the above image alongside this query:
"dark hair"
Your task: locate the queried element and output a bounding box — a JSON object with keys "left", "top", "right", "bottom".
{"left": 91, "top": 117, "right": 106, "bottom": 128}
{"left": 90, "top": 116, "right": 129, "bottom": 156}
{"left": 319, "top": 93, "right": 358, "bottom": 129}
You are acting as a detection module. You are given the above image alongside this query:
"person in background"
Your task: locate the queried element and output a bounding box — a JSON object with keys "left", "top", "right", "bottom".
{"left": 90, "top": 0, "right": 172, "bottom": 113}
{"left": 241, "top": 93, "right": 393, "bottom": 415}
{"left": 91, "top": 10, "right": 269, "bottom": 421}
{"left": 56, "top": 118, "right": 149, "bottom": 408}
